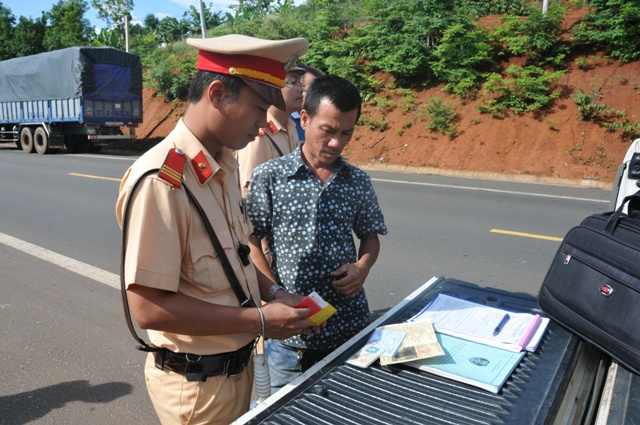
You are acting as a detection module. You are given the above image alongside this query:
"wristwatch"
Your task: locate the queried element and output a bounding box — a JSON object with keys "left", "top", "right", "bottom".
{"left": 267, "top": 284, "right": 285, "bottom": 301}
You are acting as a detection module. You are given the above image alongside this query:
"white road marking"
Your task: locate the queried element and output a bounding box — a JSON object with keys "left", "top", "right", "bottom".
{"left": 0, "top": 231, "right": 119, "bottom": 289}
{"left": 371, "top": 178, "right": 609, "bottom": 203}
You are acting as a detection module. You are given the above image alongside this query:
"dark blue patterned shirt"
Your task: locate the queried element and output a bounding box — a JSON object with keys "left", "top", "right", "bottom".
{"left": 246, "top": 146, "right": 388, "bottom": 349}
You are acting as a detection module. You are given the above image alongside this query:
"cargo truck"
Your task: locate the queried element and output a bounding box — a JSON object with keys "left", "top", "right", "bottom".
{"left": 0, "top": 46, "right": 143, "bottom": 154}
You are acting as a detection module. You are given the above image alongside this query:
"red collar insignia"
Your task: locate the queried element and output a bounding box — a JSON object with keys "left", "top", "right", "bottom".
{"left": 191, "top": 151, "right": 213, "bottom": 184}
{"left": 267, "top": 120, "right": 278, "bottom": 134}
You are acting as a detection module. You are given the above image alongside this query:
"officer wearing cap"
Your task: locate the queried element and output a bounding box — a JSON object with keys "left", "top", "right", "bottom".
{"left": 236, "top": 65, "right": 306, "bottom": 197}
{"left": 115, "top": 34, "right": 314, "bottom": 425}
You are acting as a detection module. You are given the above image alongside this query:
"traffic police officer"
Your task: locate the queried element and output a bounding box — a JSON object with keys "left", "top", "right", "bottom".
{"left": 115, "top": 34, "right": 312, "bottom": 425}
{"left": 236, "top": 66, "right": 306, "bottom": 196}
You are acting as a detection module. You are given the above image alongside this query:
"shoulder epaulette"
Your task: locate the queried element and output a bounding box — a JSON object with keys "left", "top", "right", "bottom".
{"left": 158, "top": 148, "right": 186, "bottom": 188}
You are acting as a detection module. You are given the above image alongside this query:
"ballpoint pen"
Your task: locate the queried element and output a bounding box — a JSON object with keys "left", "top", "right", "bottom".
{"left": 493, "top": 313, "right": 511, "bottom": 336}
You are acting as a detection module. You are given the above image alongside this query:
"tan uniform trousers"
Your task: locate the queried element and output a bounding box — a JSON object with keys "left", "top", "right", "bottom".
{"left": 144, "top": 353, "right": 254, "bottom": 425}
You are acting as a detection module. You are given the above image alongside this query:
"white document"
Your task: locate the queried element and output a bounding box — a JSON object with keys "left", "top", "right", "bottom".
{"left": 409, "top": 294, "right": 548, "bottom": 352}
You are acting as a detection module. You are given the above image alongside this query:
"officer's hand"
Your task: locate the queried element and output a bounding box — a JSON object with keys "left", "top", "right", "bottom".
{"left": 331, "top": 263, "right": 367, "bottom": 298}
{"left": 261, "top": 302, "right": 311, "bottom": 340}
{"left": 273, "top": 292, "right": 324, "bottom": 335}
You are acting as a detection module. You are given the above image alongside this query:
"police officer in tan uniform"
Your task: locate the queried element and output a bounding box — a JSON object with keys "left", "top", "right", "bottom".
{"left": 236, "top": 66, "right": 306, "bottom": 196}
{"left": 115, "top": 34, "right": 313, "bottom": 425}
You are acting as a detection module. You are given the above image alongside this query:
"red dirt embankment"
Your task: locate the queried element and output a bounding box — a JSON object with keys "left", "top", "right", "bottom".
{"left": 133, "top": 52, "right": 640, "bottom": 188}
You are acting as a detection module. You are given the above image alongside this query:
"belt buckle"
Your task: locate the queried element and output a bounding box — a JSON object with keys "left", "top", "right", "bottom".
{"left": 184, "top": 353, "right": 207, "bottom": 382}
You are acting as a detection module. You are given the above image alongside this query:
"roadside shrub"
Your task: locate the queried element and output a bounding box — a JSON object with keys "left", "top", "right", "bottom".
{"left": 423, "top": 98, "right": 458, "bottom": 138}
{"left": 492, "top": 5, "right": 570, "bottom": 68}
{"left": 144, "top": 44, "right": 197, "bottom": 100}
{"left": 571, "top": 89, "right": 611, "bottom": 121}
{"left": 572, "top": 0, "right": 640, "bottom": 62}
{"left": 431, "top": 20, "right": 495, "bottom": 98}
{"left": 478, "top": 65, "right": 565, "bottom": 115}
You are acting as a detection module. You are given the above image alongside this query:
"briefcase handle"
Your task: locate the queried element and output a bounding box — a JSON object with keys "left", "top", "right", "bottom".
{"left": 604, "top": 192, "right": 640, "bottom": 234}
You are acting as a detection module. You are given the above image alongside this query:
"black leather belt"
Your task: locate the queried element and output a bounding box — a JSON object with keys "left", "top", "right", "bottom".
{"left": 154, "top": 339, "right": 255, "bottom": 382}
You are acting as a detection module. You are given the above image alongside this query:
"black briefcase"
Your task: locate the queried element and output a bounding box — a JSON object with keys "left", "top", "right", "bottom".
{"left": 539, "top": 194, "right": 640, "bottom": 375}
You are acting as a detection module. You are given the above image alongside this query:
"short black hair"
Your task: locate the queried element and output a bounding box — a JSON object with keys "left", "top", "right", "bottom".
{"left": 303, "top": 75, "right": 361, "bottom": 121}
{"left": 188, "top": 70, "right": 246, "bottom": 103}
{"left": 298, "top": 64, "right": 324, "bottom": 78}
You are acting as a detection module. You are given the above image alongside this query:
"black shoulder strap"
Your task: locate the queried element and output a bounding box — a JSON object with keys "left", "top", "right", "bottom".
{"left": 120, "top": 170, "right": 254, "bottom": 352}
{"left": 182, "top": 183, "right": 254, "bottom": 308}
{"left": 264, "top": 132, "right": 285, "bottom": 157}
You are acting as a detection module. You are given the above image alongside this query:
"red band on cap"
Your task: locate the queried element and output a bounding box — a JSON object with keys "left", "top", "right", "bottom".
{"left": 196, "top": 51, "right": 286, "bottom": 88}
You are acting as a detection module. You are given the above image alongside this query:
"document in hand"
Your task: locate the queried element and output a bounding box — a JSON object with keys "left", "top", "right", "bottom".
{"left": 406, "top": 332, "right": 526, "bottom": 394}
{"left": 295, "top": 291, "right": 337, "bottom": 327}
{"left": 408, "top": 294, "right": 549, "bottom": 352}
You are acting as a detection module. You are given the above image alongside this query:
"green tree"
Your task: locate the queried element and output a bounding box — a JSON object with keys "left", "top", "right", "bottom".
{"left": 459, "top": 0, "right": 530, "bottom": 17}
{"left": 493, "top": 4, "right": 569, "bottom": 68}
{"left": 0, "top": 2, "right": 16, "bottom": 60}
{"left": 91, "top": 0, "right": 133, "bottom": 28}
{"left": 572, "top": 0, "right": 640, "bottom": 62}
{"left": 229, "top": 0, "right": 273, "bottom": 22}
{"left": 12, "top": 15, "right": 47, "bottom": 57}
{"left": 43, "top": 0, "right": 94, "bottom": 50}
{"left": 143, "top": 13, "right": 159, "bottom": 31}
{"left": 94, "top": 27, "right": 123, "bottom": 49}
{"left": 156, "top": 16, "right": 188, "bottom": 43}
{"left": 352, "top": 0, "right": 455, "bottom": 84}
{"left": 184, "top": 3, "right": 223, "bottom": 36}
{"left": 431, "top": 19, "right": 495, "bottom": 96}
{"left": 129, "top": 25, "right": 158, "bottom": 57}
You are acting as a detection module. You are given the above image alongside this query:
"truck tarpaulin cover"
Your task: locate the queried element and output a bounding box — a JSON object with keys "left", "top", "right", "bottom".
{"left": 0, "top": 46, "right": 142, "bottom": 102}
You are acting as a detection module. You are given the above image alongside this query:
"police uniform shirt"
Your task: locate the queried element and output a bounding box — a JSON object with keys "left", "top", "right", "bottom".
{"left": 236, "top": 111, "right": 300, "bottom": 195}
{"left": 116, "top": 119, "right": 259, "bottom": 355}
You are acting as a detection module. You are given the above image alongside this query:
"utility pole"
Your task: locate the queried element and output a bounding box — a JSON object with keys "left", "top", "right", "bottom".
{"left": 125, "top": 14, "right": 129, "bottom": 52}
{"left": 199, "top": 0, "right": 207, "bottom": 38}
{"left": 543, "top": 0, "right": 549, "bottom": 15}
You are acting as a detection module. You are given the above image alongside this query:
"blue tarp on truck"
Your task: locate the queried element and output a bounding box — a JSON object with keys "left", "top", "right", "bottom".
{"left": 0, "top": 46, "right": 143, "bottom": 153}
{"left": 0, "top": 46, "right": 142, "bottom": 102}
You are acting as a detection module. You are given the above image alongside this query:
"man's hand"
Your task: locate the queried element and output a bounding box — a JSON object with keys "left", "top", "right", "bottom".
{"left": 261, "top": 302, "right": 312, "bottom": 340}
{"left": 330, "top": 262, "right": 368, "bottom": 298}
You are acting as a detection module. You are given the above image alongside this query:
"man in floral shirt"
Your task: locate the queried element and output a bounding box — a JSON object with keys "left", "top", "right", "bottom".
{"left": 246, "top": 75, "right": 388, "bottom": 392}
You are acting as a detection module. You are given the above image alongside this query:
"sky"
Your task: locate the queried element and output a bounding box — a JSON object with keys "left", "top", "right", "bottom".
{"left": 3, "top": 0, "right": 242, "bottom": 30}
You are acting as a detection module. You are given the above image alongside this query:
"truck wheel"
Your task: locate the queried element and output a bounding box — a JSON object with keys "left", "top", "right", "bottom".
{"left": 20, "top": 127, "right": 35, "bottom": 153}
{"left": 34, "top": 127, "right": 51, "bottom": 154}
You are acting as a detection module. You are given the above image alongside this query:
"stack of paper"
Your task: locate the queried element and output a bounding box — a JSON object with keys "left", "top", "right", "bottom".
{"left": 345, "top": 293, "right": 550, "bottom": 394}
{"left": 408, "top": 294, "right": 549, "bottom": 352}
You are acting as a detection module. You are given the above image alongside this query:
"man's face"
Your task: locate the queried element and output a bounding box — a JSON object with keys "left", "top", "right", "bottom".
{"left": 301, "top": 73, "right": 316, "bottom": 106}
{"left": 301, "top": 98, "right": 358, "bottom": 168}
{"left": 282, "top": 72, "right": 304, "bottom": 113}
{"left": 218, "top": 85, "right": 270, "bottom": 151}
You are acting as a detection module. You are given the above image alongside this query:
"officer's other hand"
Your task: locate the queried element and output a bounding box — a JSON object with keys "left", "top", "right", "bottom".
{"left": 262, "top": 302, "right": 311, "bottom": 340}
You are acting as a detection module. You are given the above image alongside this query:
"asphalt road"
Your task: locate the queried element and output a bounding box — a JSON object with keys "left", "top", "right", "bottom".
{"left": 0, "top": 144, "right": 611, "bottom": 424}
